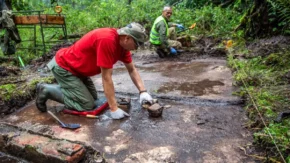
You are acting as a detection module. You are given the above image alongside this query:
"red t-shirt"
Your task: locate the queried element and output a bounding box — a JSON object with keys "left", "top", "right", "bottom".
{"left": 55, "top": 28, "right": 132, "bottom": 77}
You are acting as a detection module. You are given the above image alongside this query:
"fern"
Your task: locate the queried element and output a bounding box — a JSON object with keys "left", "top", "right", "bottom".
{"left": 267, "top": 0, "right": 290, "bottom": 31}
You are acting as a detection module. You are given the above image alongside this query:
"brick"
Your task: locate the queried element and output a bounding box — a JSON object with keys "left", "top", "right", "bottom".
{"left": 0, "top": 124, "right": 86, "bottom": 163}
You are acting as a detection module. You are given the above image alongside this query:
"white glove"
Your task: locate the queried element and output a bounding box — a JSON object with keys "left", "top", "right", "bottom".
{"left": 110, "top": 108, "right": 130, "bottom": 119}
{"left": 139, "top": 92, "right": 153, "bottom": 104}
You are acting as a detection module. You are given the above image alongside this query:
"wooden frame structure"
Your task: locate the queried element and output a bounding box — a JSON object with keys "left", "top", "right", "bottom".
{"left": 12, "top": 10, "right": 67, "bottom": 55}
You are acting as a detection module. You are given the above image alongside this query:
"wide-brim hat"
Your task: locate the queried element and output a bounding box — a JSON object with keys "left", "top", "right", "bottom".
{"left": 117, "top": 22, "right": 148, "bottom": 46}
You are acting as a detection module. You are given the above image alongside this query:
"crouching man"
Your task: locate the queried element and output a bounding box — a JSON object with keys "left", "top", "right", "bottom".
{"left": 36, "top": 22, "right": 152, "bottom": 119}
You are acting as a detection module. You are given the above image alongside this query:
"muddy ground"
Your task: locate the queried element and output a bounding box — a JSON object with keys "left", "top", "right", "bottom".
{"left": 1, "top": 36, "right": 287, "bottom": 162}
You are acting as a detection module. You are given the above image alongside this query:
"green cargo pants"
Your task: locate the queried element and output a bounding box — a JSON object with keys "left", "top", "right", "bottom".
{"left": 47, "top": 57, "right": 98, "bottom": 111}
{"left": 168, "top": 27, "right": 182, "bottom": 48}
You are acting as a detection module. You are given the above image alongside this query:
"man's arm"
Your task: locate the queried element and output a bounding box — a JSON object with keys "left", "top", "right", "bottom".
{"left": 101, "top": 67, "right": 118, "bottom": 112}
{"left": 124, "top": 61, "right": 146, "bottom": 92}
{"left": 125, "top": 61, "right": 153, "bottom": 104}
{"left": 168, "top": 22, "right": 177, "bottom": 28}
{"left": 169, "top": 22, "right": 184, "bottom": 31}
{"left": 156, "top": 21, "right": 169, "bottom": 48}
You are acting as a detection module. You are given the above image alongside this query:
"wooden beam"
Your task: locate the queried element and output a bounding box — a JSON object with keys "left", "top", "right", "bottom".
{"left": 13, "top": 15, "right": 65, "bottom": 25}
{"left": 46, "top": 15, "right": 65, "bottom": 25}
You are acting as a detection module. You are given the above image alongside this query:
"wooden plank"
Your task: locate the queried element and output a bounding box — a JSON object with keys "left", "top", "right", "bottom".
{"left": 13, "top": 15, "right": 46, "bottom": 25}
{"left": 13, "top": 15, "right": 65, "bottom": 25}
{"left": 46, "top": 15, "right": 65, "bottom": 25}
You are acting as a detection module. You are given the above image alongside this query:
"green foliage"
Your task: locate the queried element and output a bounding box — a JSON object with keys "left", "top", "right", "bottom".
{"left": 186, "top": 5, "right": 242, "bottom": 38}
{"left": 10, "top": 24, "right": 49, "bottom": 62}
{"left": 12, "top": 0, "right": 34, "bottom": 11}
{"left": 9, "top": 0, "right": 286, "bottom": 63}
{"left": 231, "top": 0, "right": 290, "bottom": 37}
{"left": 267, "top": 0, "right": 290, "bottom": 34}
{"left": 229, "top": 47, "right": 290, "bottom": 161}
{"left": 167, "top": 0, "right": 209, "bottom": 9}
{"left": 166, "top": 0, "right": 234, "bottom": 9}
{"left": 232, "top": 0, "right": 252, "bottom": 12}
{"left": 29, "top": 77, "right": 55, "bottom": 87}
{"left": 0, "top": 84, "right": 17, "bottom": 101}
{"left": 255, "top": 122, "right": 290, "bottom": 160}
{"left": 229, "top": 50, "right": 290, "bottom": 88}
{"left": 42, "top": 0, "right": 165, "bottom": 34}
{"left": 8, "top": 0, "right": 245, "bottom": 60}
{"left": 14, "top": 0, "right": 241, "bottom": 44}
{"left": 8, "top": 0, "right": 289, "bottom": 59}
{"left": 263, "top": 52, "right": 289, "bottom": 69}
{"left": 253, "top": 89, "right": 285, "bottom": 118}
{"left": 0, "top": 76, "right": 54, "bottom": 102}
{"left": 229, "top": 56, "right": 277, "bottom": 86}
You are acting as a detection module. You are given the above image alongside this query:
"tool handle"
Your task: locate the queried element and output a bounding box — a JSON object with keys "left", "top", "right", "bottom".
{"left": 47, "top": 111, "right": 65, "bottom": 126}
{"left": 18, "top": 56, "right": 25, "bottom": 67}
{"left": 177, "top": 28, "right": 189, "bottom": 33}
{"left": 86, "top": 115, "right": 99, "bottom": 118}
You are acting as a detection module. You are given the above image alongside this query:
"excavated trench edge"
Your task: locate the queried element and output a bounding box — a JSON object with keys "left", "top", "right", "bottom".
{"left": 113, "top": 91, "right": 243, "bottom": 106}
{"left": 0, "top": 122, "right": 104, "bottom": 163}
{"left": 0, "top": 89, "right": 242, "bottom": 162}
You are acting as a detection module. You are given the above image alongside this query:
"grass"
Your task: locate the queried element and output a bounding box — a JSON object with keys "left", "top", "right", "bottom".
{"left": 228, "top": 42, "right": 290, "bottom": 161}
{"left": 4, "top": 0, "right": 243, "bottom": 66}
{"left": 0, "top": 76, "right": 54, "bottom": 102}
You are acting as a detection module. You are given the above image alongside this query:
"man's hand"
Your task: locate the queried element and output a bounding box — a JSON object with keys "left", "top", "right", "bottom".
{"left": 110, "top": 108, "right": 130, "bottom": 119}
{"left": 170, "top": 47, "right": 177, "bottom": 55}
{"left": 176, "top": 24, "right": 185, "bottom": 30}
{"left": 139, "top": 92, "right": 153, "bottom": 104}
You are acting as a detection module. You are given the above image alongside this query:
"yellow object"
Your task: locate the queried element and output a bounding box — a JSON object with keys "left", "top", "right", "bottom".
{"left": 55, "top": 6, "right": 62, "bottom": 14}
{"left": 189, "top": 23, "right": 196, "bottom": 29}
{"left": 226, "top": 40, "right": 233, "bottom": 48}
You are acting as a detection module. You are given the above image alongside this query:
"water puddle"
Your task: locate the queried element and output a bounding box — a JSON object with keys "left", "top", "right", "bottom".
{"left": 157, "top": 79, "right": 224, "bottom": 96}
{"left": 138, "top": 62, "right": 209, "bottom": 77}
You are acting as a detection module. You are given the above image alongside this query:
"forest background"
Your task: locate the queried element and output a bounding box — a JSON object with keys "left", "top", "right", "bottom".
{"left": 1, "top": 0, "right": 290, "bottom": 162}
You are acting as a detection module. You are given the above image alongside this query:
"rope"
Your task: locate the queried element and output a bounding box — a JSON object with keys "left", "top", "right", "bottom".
{"left": 231, "top": 55, "right": 286, "bottom": 163}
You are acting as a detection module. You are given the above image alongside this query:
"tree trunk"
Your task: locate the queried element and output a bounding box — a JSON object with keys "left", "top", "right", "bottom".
{"left": 235, "top": 0, "right": 270, "bottom": 38}
{"left": 5, "top": 0, "right": 11, "bottom": 10}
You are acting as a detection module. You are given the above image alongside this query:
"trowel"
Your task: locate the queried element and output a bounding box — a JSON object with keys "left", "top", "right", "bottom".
{"left": 47, "top": 111, "right": 81, "bottom": 129}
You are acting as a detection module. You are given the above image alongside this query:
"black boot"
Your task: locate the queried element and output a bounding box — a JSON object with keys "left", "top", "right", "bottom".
{"left": 176, "top": 49, "right": 184, "bottom": 54}
{"left": 156, "top": 49, "right": 168, "bottom": 58}
{"left": 36, "top": 83, "right": 64, "bottom": 112}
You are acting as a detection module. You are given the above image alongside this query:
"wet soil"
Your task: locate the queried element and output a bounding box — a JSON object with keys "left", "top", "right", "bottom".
{"left": 0, "top": 42, "right": 72, "bottom": 116}
{"left": 0, "top": 66, "right": 35, "bottom": 116}
{"left": 1, "top": 36, "right": 288, "bottom": 162}
{"left": 246, "top": 35, "right": 290, "bottom": 58}
{"left": 0, "top": 152, "right": 30, "bottom": 163}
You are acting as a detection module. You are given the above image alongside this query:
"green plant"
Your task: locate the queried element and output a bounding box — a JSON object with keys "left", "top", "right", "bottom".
{"left": 184, "top": 5, "right": 242, "bottom": 38}
{"left": 229, "top": 47, "right": 290, "bottom": 161}
{"left": 0, "top": 84, "right": 17, "bottom": 101}
{"left": 267, "top": 0, "right": 290, "bottom": 34}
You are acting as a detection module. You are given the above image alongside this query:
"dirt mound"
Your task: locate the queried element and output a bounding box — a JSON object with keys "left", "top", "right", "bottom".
{"left": 247, "top": 35, "right": 290, "bottom": 58}
{"left": 0, "top": 66, "right": 20, "bottom": 77}
{"left": 29, "top": 42, "right": 74, "bottom": 72}
{"left": 135, "top": 37, "right": 227, "bottom": 64}
{"left": 42, "top": 41, "right": 73, "bottom": 62}
{"left": 0, "top": 41, "right": 72, "bottom": 117}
